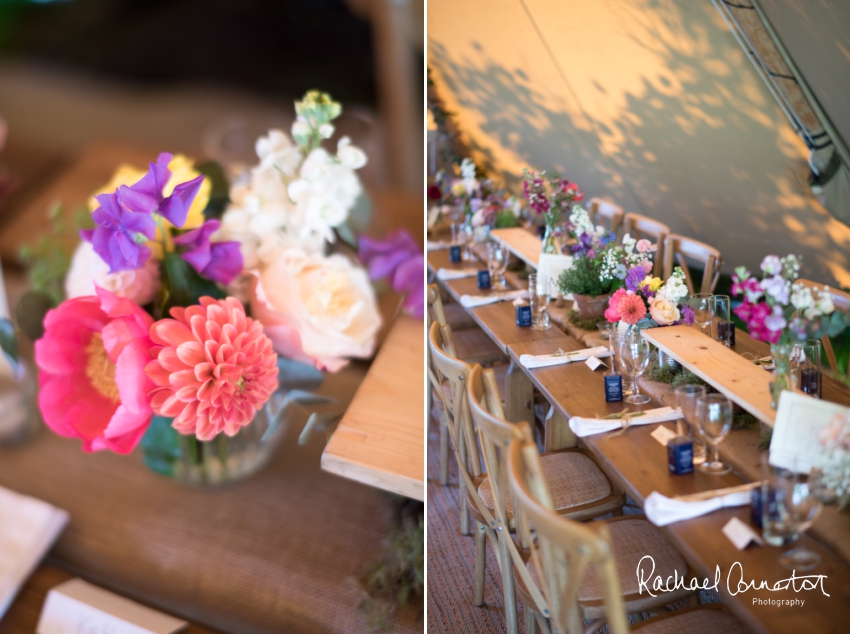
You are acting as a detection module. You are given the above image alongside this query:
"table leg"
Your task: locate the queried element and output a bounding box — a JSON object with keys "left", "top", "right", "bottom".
{"left": 505, "top": 360, "right": 534, "bottom": 425}
{"left": 543, "top": 406, "right": 578, "bottom": 451}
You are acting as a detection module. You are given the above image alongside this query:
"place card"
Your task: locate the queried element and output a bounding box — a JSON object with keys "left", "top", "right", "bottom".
{"left": 722, "top": 517, "right": 764, "bottom": 551}
{"left": 37, "top": 578, "right": 187, "bottom": 634}
{"left": 769, "top": 391, "right": 849, "bottom": 473}
{"left": 584, "top": 356, "right": 608, "bottom": 371}
{"left": 651, "top": 425, "right": 679, "bottom": 446}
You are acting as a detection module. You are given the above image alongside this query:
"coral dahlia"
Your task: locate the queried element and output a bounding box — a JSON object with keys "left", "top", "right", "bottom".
{"left": 616, "top": 292, "right": 647, "bottom": 326}
{"left": 146, "top": 297, "right": 279, "bottom": 440}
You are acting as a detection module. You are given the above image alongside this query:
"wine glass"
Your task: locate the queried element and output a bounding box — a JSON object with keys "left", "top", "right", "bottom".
{"left": 461, "top": 220, "right": 475, "bottom": 261}
{"left": 529, "top": 273, "right": 551, "bottom": 331}
{"left": 610, "top": 330, "right": 634, "bottom": 394}
{"left": 620, "top": 334, "right": 651, "bottom": 404}
{"left": 776, "top": 469, "right": 823, "bottom": 570}
{"left": 674, "top": 385, "right": 708, "bottom": 464}
{"left": 695, "top": 394, "right": 732, "bottom": 475}
{"left": 689, "top": 293, "right": 714, "bottom": 337}
{"left": 487, "top": 242, "right": 507, "bottom": 290}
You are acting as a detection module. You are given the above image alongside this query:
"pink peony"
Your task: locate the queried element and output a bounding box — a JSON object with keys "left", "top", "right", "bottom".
{"left": 146, "top": 297, "right": 279, "bottom": 440}
{"left": 605, "top": 288, "right": 628, "bottom": 322}
{"left": 617, "top": 292, "right": 647, "bottom": 325}
{"left": 636, "top": 239, "right": 656, "bottom": 254}
{"left": 35, "top": 287, "right": 156, "bottom": 453}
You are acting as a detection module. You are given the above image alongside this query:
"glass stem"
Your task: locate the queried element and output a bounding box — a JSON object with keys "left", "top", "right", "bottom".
{"left": 712, "top": 444, "right": 719, "bottom": 465}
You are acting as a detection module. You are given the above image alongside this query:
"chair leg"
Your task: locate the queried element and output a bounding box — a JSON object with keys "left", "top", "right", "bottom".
{"left": 439, "top": 406, "right": 449, "bottom": 485}
{"left": 535, "top": 610, "right": 551, "bottom": 634}
{"left": 461, "top": 496, "right": 471, "bottom": 536}
{"left": 499, "top": 535, "right": 518, "bottom": 634}
{"left": 524, "top": 606, "right": 536, "bottom": 634}
{"left": 474, "top": 522, "right": 487, "bottom": 606}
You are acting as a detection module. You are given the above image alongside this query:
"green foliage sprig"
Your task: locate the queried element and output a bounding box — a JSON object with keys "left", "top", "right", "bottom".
{"left": 558, "top": 256, "right": 611, "bottom": 297}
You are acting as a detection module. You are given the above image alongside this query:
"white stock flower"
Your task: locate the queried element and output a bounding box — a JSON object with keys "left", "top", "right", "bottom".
{"left": 318, "top": 123, "right": 335, "bottom": 139}
{"left": 255, "top": 129, "right": 301, "bottom": 176}
{"left": 790, "top": 283, "right": 814, "bottom": 311}
{"left": 292, "top": 117, "right": 311, "bottom": 145}
{"left": 337, "top": 136, "right": 367, "bottom": 169}
{"left": 460, "top": 157, "right": 476, "bottom": 180}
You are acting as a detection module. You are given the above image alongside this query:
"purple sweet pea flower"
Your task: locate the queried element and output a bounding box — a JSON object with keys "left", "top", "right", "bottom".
{"left": 358, "top": 229, "right": 424, "bottom": 318}
{"left": 681, "top": 304, "right": 695, "bottom": 325}
{"left": 118, "top": 152, "right": 205, "bottom": 228}
{"left": 764, "top": 305, "right": 787, "bottom": 332}
{"left": 173, "top": 219, "right": 243, "bottom": 285}
{"left": 625, "top": 265, "right": 646, "bottom": 293}
{"left": 80, "top": 192, "right": 156, "bottom": 272}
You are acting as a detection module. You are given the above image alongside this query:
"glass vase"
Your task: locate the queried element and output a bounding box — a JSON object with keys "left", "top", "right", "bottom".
{"left": 0, "top": 358, "right": 40, "bottom": 447}
{"left": 541, "top": 222, "right": 561, "bottom": 255}
{"left": 141, "top": 389, "right": 289, "bottom": 485}
{"left": 770, "top": 343, "right": 795, "bottom": 410}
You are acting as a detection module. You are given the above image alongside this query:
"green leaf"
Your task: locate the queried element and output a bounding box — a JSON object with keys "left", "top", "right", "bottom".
{"left": 15, "top": 290, "right": 55, "bottom": 342}
{"left": 348, "top": 190, "right": 372, "bottom": 233}
{"left": 263, "top": 389, "right": 335, "bottom": 441}
{"left": 161, "top": 251, "right": 225, "bottom": 313}
{"left": 297, "top": 411, "right": 342, "bottom": 445}
{"left": 196, "top": 161, "right": 231, "bottom": 220}
{"left": 0, "top": 318, "right": 19, "bottom": 372}
{"left": 276, "top": 357, "right": 324, "bottom": 391}
{"left": 140, "top": 415, "right": 182, "bottom": 477}
{"left": 335, "top": 222, "right": 357, "bottom": 249}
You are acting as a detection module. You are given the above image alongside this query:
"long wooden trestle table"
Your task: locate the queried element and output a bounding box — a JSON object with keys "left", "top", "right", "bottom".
{"left": 428, "top": 241, "right": 850, "bottom": 634}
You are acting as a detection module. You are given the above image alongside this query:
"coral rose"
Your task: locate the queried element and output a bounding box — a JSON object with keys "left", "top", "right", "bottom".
{"left": 146, "top": 297, "right": 278, "bottom": 440}
{"left": 251, "top": 249, "right": 381, "bottom": 372}
{"left": 648, "top": 296, "right": 681, "bottom": 326}
{"left": 617, "top": 292, "right": 647, "bottom": 325}
{"left": 35, "top": 287, "right": 156, "bottom": 453}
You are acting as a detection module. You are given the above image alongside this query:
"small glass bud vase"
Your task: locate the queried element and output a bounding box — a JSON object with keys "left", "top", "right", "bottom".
{"left": 770, "top": 343, "right": 795, "bottom": 409}
{"left": 541, "top": 223, "right": 561, "bottom": 255}
{"left": 0, "top": 357, "right": 40, "bottom": 446}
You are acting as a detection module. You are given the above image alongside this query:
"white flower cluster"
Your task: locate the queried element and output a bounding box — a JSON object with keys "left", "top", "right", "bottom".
{"left": 569, "top": 205, "right": 595, "bottom": 237}
{"left": 790, "top": 282, "right": 835, "bottom": 320}
{"left": 459, "top": 158, "right": 478, "bottom": 196}
{"left": 818, "top": 411, "right": 850, "bottom": 508}
{"left": 216, "top": 98, "right": 367, "bottom": 269}
{"left": 657, "top": 267, "right": 689, "bottom": 303}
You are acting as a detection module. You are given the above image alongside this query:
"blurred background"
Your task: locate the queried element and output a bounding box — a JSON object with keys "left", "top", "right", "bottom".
{"left": 0, "top": 0, "right": 424, "bottom": 254}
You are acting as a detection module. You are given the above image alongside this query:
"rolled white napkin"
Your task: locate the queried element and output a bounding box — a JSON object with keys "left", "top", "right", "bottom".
{"left": 568, "top": 406, "right": 681, "bottom": 437}
{"left": 520, "top": 346, "right": 611, "bottom": 369}
{"left": 644, "top": 490, "right": 751, "bottom": 527}
{"left": 436, "top": 268, "right": 479, "bottom": 280}
{"left": 426, "top": 240, "right": 449, "bottom": 251}
{"left": 0, "top": 486, "right": 69, "bottom": 617}
{"left": 460, "top": 289, "right": 528, "bottom": 308}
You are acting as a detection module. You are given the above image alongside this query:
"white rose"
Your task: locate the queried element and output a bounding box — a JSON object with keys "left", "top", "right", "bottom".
{"left": 648, "top": 296, "right": 681, "bottom": 326}
{"left": 65, "top": 241, "right": 160, "bottom": 305}
{"left": 337, "top": 136, "right": 367, "bottom": 169}
{"left": 250, "top": 249, "right": 381, "bottom": 372}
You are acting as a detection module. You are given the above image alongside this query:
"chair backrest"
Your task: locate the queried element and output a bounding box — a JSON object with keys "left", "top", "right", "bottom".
{"left": 587, "top": 198, "right": 624, "bottom": 236}
{"left": 622, "top": 213, "right": 669, "bottom": 277}
{"left": 507, "top": 423, "right": 629, "bottom": 634}
{"left": 429, "top": 322, "right": 488, "bottom": 514}
{"left": 663, "top": 234, "right": 722, "bottom": 294}
{"left": 427, "top": 283, "right": 456, "bottom": 356}
{"left": 467, "top": 365, "right": 515, "bottom": 526}
{"left": 797, "top": 279, "right": 850, "bottom": 377}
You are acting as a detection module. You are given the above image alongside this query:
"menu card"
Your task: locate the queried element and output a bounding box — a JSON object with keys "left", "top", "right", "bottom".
{"left": 769, "top": 391, "right": 849, "bottom": 473}
{"left": 536, "top": 254, "right": 573, "bottom": 299}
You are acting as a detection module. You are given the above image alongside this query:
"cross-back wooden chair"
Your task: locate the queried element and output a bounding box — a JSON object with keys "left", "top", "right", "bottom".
{"left": 507, "top": 423, "right": 721, "bottom": 634}
{"left": 587, "top": 199, "right": 624, "bottom": 236}
{"left": 427, "top": 283, "right": 504, "bottom": 365}
{"left": 467, "top": 365, "right": 626, "bottom": 634}
{"left": 663, "top": 234, "right": 722, "bottom": 295}
{"left": 621, "top": 213, "right": 670, "bottom": 278}
{"left": 797, "top": 279, "right": 850, "bottom": 378}
{"left": 427, "top": 285, "right": 454, "bottom": 485}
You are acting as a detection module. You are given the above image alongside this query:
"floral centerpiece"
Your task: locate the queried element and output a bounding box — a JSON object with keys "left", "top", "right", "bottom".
{"left": 556, "top": 207, "right": 658, "bottom": 318}
{"left": 604, "top": 266, "right": 694, "bottom": 330}
{"left": 30, "top": 91, "right": 383, "bottom": 484}
{"left": 818, "top": 410, "right": 850, "bottom": 510}
{"left": 731, "top": 254, "right": 849, "bottom": 407}
{"left": 522, "top": 168, "right": 584, "bottom": 254}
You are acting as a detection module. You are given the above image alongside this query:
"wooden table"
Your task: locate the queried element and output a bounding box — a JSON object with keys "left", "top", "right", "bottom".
{"left": 322, "top": 315, "right": 425, "bottom": 501}
{"left": 0, "top": 565, "right": 219, "bottom": 633}
{"left": 489, "top": 227, "right": 542, "bottom": 269}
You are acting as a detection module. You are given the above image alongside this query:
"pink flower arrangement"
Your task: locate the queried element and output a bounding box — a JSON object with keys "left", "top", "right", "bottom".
{"left": 605, "top": 266, "right": 693, "bottom": 330}
{"left": 36, "top": 287, "right": 156, "bottom": 454}
{"left": 615, "top": 292, "right": 647, "bottom": 325}
{"left": 146, "top": 297, "right": 278, "bottom": 440}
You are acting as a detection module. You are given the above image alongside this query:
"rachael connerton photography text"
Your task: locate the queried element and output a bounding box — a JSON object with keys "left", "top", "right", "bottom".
{"left": 636, "top": 556, "right": 829, "bottom": 600}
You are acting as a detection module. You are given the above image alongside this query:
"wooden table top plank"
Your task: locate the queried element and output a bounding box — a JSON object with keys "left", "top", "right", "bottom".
{"left": 322, "top": 315, "right": 425, "bottom": 501}
{"left": 489, "top": 227, "right": 542, "bottom": 269}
